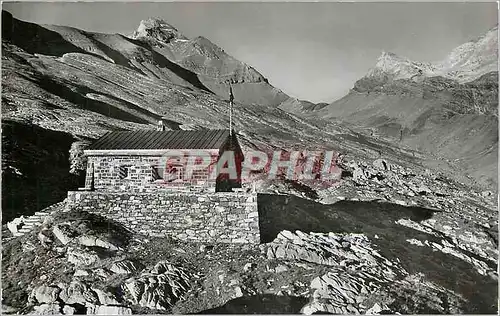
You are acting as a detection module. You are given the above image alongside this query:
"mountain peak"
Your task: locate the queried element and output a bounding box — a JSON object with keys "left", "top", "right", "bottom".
{"left": 367, "top": 26, "right": 498, "bottom": 84}
{"left": 378, "top": 51, "right": 405, "bottom": 61}
{"left": 477, "top": 24, "right": 498, "bottom": 41}
{"left": 140, "top": 18, "right": 178, "bottom": 31}
{"left": 374, "top": 51, "right": 410, "bottom": 70}
{"left": 132, "top": 17, "right": 188, "bottom": 43}
{"left": 437, "top": 24, "right": 498, "bottom": 82}
{"left": 367, "top": 50, "right": 435, "bottom": 81}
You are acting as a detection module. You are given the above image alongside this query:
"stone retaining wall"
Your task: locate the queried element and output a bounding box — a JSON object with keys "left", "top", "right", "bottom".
{"left": 66, "top": 191, "right": 260, "bottom": 243}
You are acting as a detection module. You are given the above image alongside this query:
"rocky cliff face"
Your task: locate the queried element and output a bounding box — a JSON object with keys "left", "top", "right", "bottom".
{"left": 437, "top": 25, "right": 498, "bottom": 83}
{"left": 129, "top": 17, "right": 291, "bottom": 106}
{"left": 365, "top": 25, "right": 498, "bottom": 84}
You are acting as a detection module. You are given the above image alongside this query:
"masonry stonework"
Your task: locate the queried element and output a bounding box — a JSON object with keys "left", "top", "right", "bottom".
{"left": 88, "top": 152, "right": 219, "bottom": 192}
{"left": 66, "top": 191, "right": 260, "bottom": 243}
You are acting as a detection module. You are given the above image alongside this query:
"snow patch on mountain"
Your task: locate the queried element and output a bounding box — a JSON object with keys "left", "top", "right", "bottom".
{"left": 131, "top": 18, "right": 188, "bottom": 43}
{"left": 367, "top": 25, "right": 498, "bottom": 83}
{"left": 367, "top": 51, "right": 439, "bottom": 81}
{"left": 438, "top": 25, "right": 498, "bottom": 82}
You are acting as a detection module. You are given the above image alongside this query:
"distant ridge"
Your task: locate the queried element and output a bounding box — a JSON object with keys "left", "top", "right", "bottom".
{"left": 308, "top": 25, "right": 498, "bottom": 187}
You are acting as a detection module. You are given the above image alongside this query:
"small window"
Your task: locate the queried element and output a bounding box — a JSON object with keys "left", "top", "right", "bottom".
{"left": 152, "top": 165, "right": 183, "bottom": 182}
{"left": 118, "top": 165, "right": 130, "bottom": 180}
{"left": 152, "top": 166, "right": 164, "bottom": 181}
{"left": 165, "top": 165, "right": 183, "bottom": 182}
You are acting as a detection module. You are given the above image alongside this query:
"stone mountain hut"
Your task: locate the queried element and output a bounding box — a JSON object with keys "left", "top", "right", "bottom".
{"left": 83, "top": 129, "right": 243, "bottom": 193}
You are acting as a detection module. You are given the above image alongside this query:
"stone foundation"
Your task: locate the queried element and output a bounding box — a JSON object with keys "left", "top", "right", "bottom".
{"left": 66, "top": 191, "right": 260, "bottom": 243}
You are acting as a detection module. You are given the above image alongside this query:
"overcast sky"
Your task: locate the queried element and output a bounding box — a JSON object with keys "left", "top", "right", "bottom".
{"left": 3, "top": 2, "right": 498, "bottom": 103}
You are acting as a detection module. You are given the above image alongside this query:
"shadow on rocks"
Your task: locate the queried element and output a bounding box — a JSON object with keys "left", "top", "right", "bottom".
{"left": 257, "top": 193, "right": 436, "bottom": 243}
{"left": 198, "top": 294, "right": 308, "bottom": 314}
{"left": 52, "top": 209, "right": 133, "bottom": 249}
{"left": 256, "top": 193, "right": 498, "bottom": 314}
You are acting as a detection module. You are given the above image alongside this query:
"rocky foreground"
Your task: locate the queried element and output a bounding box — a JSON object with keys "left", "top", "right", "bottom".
{"left": 2, "top": 156, "right": 497, "bottom": 315}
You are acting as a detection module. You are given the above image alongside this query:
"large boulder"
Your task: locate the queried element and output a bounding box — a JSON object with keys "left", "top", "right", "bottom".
{"left": 1, "top": 305, "right": 18, "bottom": 315}
{"left": 29, "top": 303, "right": 63, "bottom": 315}
{"left": 352, "top": 165, "right": 367, "bottom": 182}
{"left": 77, "top": 235, "right": 119, "bottom": 251}
{"left": 7, "top": 216, "right": 25, "bottom": 234}
{"left": 49, "top": 210, "right": 132, "bottom": 251}
{"left": 62, "top": 306, "right": 76, "bottom": 315}
{"left": 52, "top": 224, "right": 76, "bottom": 245}
{"left": 406, "top": 181, "right": 432, "bottom": 195}
{"left": 92, "top": 288, "right": 121, "bottom": 305}
{"left": 481, "top": 190, "right": 493, "bottom": 197}
{"left": 29, "top": 283, "right": 130, "bottom": 314}
{"left": 122, "top": 261, "right": 191, "bottom": 310}
{"left": 67, "top": 246, "right": 101, "bottom": 266}
{"left": 29, "top": 285, "right": 61, "bottom": 304}
{"left": 110, "top": 259, "right": 143, "bottom": 275}
{"left": 365, "top": 302, "right": 393, "bottom": 315}
{"left": 58, "top": 281, "right": 99, "bottom": 305}
{"left": 86, "top": 305, "right": 132, "bottom": 315}
{"left": 373, "top": 159, "right": 389, "bottom": 171}
{"left": 38, "top": 228, "right": 53, "bottom": 248}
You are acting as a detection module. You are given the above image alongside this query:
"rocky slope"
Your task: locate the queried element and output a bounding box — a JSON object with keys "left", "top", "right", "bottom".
{"left": 307, "top": 25, "right": 498, "bottom": 188}
{"left": 1, "top": 10, "right": 333, "bottom": 221}
{"left": 3, "top": 156, "right": 497, "bottom": 314}
{"left": 2, "top": 10, "right": 451, "bottom": 220}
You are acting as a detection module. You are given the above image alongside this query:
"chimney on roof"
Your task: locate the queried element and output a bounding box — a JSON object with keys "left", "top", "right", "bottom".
{"left": 157, "top": 119, "right": 165, "bottom": 131}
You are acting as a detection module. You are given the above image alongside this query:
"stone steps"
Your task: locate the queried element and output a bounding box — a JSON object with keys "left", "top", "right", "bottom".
{"left": 18, "top": 226, "right": 35, "bottom": 234}
{"left": 23, "top": 217, "right": 43, "bottom": 224}
{"left": 5, "top": 201, "right": 67, "bottom": 239}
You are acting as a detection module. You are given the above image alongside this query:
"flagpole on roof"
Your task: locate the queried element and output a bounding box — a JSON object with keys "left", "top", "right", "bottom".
{"left": 229, "top": 83, "right": 234, "bottom": 136}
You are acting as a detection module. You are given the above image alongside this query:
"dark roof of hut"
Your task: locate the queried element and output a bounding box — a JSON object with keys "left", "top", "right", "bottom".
{"left": 87, "top": 129, "right": 231, "bottom": 150}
